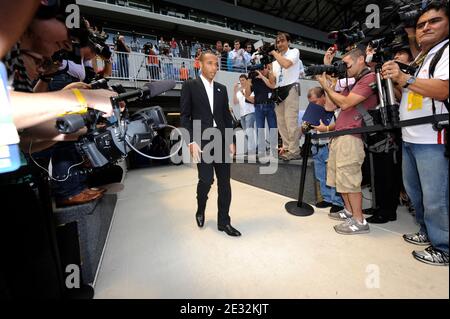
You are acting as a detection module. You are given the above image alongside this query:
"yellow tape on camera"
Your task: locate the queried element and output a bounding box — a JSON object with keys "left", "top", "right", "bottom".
{"left": 57, "top": 89, "right": 88, "bottom": 117}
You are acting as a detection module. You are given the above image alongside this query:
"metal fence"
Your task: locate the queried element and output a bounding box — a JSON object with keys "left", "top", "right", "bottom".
{"left": 107, "top": 51, "right": 249, "bottom": 83}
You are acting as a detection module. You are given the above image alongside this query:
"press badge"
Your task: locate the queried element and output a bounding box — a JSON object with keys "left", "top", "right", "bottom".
{"left": 407, "top": 91, "right": 423, "bottom": 112}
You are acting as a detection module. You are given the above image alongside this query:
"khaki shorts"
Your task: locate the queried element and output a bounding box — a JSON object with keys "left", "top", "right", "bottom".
{"left": 327, "top": 135, "right": 365, "bottom": 193}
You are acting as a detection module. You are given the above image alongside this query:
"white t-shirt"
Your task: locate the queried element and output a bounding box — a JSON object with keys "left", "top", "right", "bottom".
{"left": 400, "top": 40, "right": 449, "bottom": 144}
{"left": 272, "top": 48, "right": 300, "bottom": 87}
{"left": 236, "top": 90, "right": 255, "bottom": 117}
{"left": 0, "top": 62, "right": 20, "bottom": 147}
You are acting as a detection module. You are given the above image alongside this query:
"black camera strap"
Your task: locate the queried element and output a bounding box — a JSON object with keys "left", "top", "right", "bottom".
{"left": 429, "top": 41, "right": 450, "bottom": 115}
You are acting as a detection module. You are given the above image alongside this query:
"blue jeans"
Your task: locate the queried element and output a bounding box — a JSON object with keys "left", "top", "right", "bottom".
{"left": 255, "top": 103, "right": 278, "bottom": 156}
{"left": 312, "top": 145, "right": 344, "bottom": 206}
{"left": 241, "top": 113, "right": 256, "bottom": 153}
{"left": 403, "top": 142, "right": 449, "bottom": 253}
{"left": 48, "top": 73, "right": 79, "bottom": 91}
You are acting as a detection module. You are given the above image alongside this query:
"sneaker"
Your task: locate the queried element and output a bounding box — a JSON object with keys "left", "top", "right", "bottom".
{"left": 316, "top": 201, "right": 333, "bottom": 208}
{"left": 330, "top": 205, "right": 344, "bottom": 213}
{"left": 403, "top": 232, "right": 431, "bottom": 246}
{"left": 334, "top": 217, "right": 370, "bottom": 235}
{"left": 328, "top": 208, "right": 352, "bottom": 221}
{"left": 412, "top": 246, "right": 449, "bottom": 266}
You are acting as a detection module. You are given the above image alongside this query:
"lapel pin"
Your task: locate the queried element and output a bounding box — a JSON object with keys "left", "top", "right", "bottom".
{"left": 217, "top": 88, "right": 221, "bottom": 92}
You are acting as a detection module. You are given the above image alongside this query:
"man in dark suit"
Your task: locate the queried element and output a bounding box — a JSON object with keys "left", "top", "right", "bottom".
{"left": 180, "top": 52, "right": 241, "bottom": 237}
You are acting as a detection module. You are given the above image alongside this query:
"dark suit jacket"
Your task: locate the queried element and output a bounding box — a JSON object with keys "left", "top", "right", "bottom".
{"left": 180, "top": 78, "right": 234, "bottom": 148}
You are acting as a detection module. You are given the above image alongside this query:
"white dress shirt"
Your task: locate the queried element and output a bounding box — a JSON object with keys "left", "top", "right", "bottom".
{"left": 200, "top": 74, "right": 217, "bottom": 127}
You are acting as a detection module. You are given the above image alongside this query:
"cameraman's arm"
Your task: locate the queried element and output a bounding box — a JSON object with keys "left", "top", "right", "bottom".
{"left": 233, "top": 84, "right": 241, "bottom": 105}
{"left": 256, "top": 71, "right": 276, "bottom": 89}
{"left": 271, "top": 51, "right": 293, "bottom": 69}
{"left": 323, "top": 86, "right": 367, "bottom": 111}
{"left": 382, "top": 61, "right": 449, "bottom": 101}
{"left": 244, "top": 80, "right": 255, "bottom": 104}
{"left": 324, "top": 92, "right": 338, "bottom": 112}
{"left": 10, "top": 89, "right": 115, "bottom": 129}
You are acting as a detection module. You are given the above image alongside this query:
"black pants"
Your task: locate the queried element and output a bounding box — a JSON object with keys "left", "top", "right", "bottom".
{"left": 372, "top": 149, "right": 402, "bottom": 219}
{"left": 196, "top": 161, "right": 232, "bottom": 226}
{"left": 0, "top": 176, "right": 63, "bottom": 299}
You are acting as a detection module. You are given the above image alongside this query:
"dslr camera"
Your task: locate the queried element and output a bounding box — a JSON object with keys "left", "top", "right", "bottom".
{"left": 305, "top": 61, "right": 348, "bottom": 79}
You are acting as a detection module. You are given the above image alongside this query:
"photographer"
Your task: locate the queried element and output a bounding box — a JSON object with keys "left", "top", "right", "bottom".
{"left": 307, "top": 87, "right": 344, "bottom": 213}
{"left": 234, "top": 74, "right": 256, "bottom": 155}
{"left": 115, "top": 35, "right": 131, "bottom": 78}
{"left": 271, "top": 32, "right": 302, "bottom": 161}
{"left": 360, "top": 44, "right": 414, "bottom": 225}
{"left": 382, "top": 1, "right": 449, "bottom": 266}
{"left": 244, "top": 64, "right": 278, "bottom": 158}
{"left": 317, "top": 47, "right": 378, "bottom": 235}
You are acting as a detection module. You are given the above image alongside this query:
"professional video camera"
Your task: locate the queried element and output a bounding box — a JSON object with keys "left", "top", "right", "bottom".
{"left": 328, "top": 26, "right": 365, "bottom": 53}
{"left": 305, "top": 61, "right": 348, "bottom": 79}
{"left": 56, "top": 80, "right": 177, "bottom": 168}
{"left": 248, "top": 40, "right": 276, "bottom": 79}
{"left": 385, "top": 0, "right": 423, "bottom": 28}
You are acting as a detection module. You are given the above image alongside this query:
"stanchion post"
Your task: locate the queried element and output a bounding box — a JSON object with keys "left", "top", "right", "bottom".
{"left": 285, "top": 133, "right": 315, "bottom": 217}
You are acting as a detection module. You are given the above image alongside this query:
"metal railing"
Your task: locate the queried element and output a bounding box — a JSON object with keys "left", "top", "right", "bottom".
{"left": 107, "top": 51, "right": 250, "bottom": 83}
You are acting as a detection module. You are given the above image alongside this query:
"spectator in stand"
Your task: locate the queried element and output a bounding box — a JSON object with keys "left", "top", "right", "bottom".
{"left": 193, "top": 40, "right": 202, "bottom": 58}
{"left": 170, "top": 37, "right": 179, "bottom": 57}
{"left": 115, "top": 35, "right": 131, "bottom": 78}
{"left": 158, "top": 36, "right": 167, "bottom": 51}
{"left": 229, "top": 40, "right": 246, "bottom": 73}
{"left": 215, "top": 41, "right": 223, "bottom": 58}
{"left": 244, "top": 43, "right": 253, "bottom": 67}
{"left": 194, "top": 48, "right": 202, "bottom": 78}
{"left": 180, "top": 62, "right": 189, "bottom": 81}
{"left": 145, "top": 43, "right": 160, "bottom": 80}
{"left": 161, "top": 47, "right": 174, "bottom": 80}
{"left": 222, "top": 42, "right": 231, "bottom": 71}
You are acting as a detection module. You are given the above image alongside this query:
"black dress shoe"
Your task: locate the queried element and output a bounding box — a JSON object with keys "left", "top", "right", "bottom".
{"left": 316, "top": 201, "right": 333, "bottom": 208}
{"left": 195, "top": 213, "right": 205, "bottom": 228}
{"left": 366, "top": 215, "right": 397, "bottom": 224}
{"left": 218, "top": 224, "right": 241, "bottom": 237}
{"left": 330, "top": 205, "right": 344, "bottom": 213}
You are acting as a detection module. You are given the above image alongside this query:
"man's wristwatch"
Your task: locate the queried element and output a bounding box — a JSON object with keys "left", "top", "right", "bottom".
{"left": 403, "top": 75, "right": 416, "bottom": 88}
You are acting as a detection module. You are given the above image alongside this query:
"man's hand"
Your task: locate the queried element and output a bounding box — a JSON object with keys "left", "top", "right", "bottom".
{"left": 229, "top": 144, "right": 236, "bottom": 157}
{"left": 189, "top": 142, "right": 202, "bottom": 163}
{"left": 317, "top": 72, "right": 330, "bottom": 89}
{"left": 312, "top": 120, "right": 329, "bottom": 133}
{"left": 324, "top": 47, "right": 336, "bottom": 65}
{"left": 63, "top": 82, "right": 92, "bottom": 91}
{"left": 81, "top": 89, "right": 117, "bottom": 117}
{"left": 381, "top": 61, "right": 408, "bottom": 86}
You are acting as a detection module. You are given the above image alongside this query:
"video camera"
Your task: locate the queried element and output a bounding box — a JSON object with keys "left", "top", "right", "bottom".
{"left": 305, "top": 61, "right": 348, "bottom": 79}
{"left": 328, "top": 27, "right": 365, "bottom": 53}
{"left": 56, "top": 80, "right": 176, "bottom": 168}
{"left": 385, "top": 0, "right": 423, "bottom": 28}
{"left": 248, "top": 40, "right": 276, "bottom": 79}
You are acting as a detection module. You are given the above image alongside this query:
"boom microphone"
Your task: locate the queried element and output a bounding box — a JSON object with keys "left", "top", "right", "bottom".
{"left": 114, "top": 80, "right": 176, "bottom": 102}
